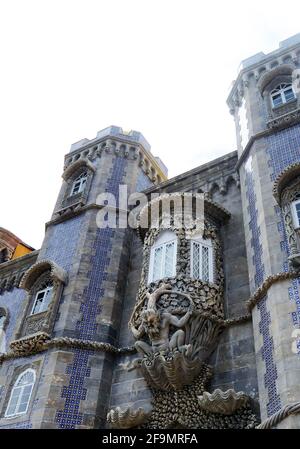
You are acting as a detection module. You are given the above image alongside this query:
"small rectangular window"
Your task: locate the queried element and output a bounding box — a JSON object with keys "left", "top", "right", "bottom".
{"left": 191, "top": 240, "right": 213, "bottom": 283}
{"left": 31, "top": 287, "right": 53, "bottom": 315}
{"left": 149, "top": 240, "right": 176, "bottom": 283}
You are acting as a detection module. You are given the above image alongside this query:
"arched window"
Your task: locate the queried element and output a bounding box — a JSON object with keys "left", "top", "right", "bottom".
{"left": 0, "top": 248, "right": 8, "bottom": 264}
{"left": 270, "top": 83, "right": 296, "bottom": 108}
{"left": 70, "top": 171, "right": 88, "bottom": 196}
{"left": 31, "top": 280, "right": 53, "bottom": 315}
{"left": 5, "top": 369, "right": 36, "bottom": 417}
{"left": 148, "top": 231, "right": 177, "bottom": 283}
{"left": 191, "top": 236, "right": 214, "bottom": 283}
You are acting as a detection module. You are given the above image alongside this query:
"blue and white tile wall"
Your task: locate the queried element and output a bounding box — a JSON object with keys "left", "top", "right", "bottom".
{"left": 245, "top": 154, "right": 281, "bottom": 416}
{"left": 55, "top": 156, "right": 127, "bottom": 429}
{"left": 266, "top": 124, "right": 300, "bottom": 334}
{"left": 0, "top": 289, "right": 26, "bottom": 351}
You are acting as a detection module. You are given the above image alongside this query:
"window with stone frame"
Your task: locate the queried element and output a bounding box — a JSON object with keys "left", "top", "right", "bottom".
{"left": 69, "top": 171, "right": 88, "bottom": 197}
{"left": 191, "top": 236, "right": 214, "bottom": 283}
{"left": 270, "top": 83, "right": 296, "bottom": 108}
{"left": 16, "top": 260, "right": 67, "bottom": 340}
{"left": 274, "top": 166, "right": 300, "bottom": 268}
{"left": 148, "top": 230, "right": 177, "bottom": 283}
{"left": 59, "top": 160, "right": 95, "bottom": 212}
{"left": 5, "top": 369, "right": 36, "bottom": 418}
{"left": 30, "top": 280, "right": 53, "bottom": 315}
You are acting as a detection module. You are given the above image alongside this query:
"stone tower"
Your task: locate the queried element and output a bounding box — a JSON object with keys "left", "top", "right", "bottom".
{"left": 0, "top": 126, "right": 167, "bottom": 428}
{"left": 227, "top": 34, "right": 300, "bottom": 427}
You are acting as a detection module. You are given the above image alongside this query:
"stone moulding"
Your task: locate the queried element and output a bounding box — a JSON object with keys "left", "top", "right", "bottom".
{"left": 107, "top": 404, "right": 153, "bottom": 429}
{"left": 256, "top": 401, "right": 300, "bottom": 429}
{"left": 0, "top": 336, "right": 136, "bottom": 365}
{"left": 247, "top": 270, "right": 300, "bottom": 311}
{"left": 19, "top": 259, "right": 68, "bottom": 291}
{"left": 267, "top": 107, "right": 300, "bottom": 132}
{"left": 198, "top": 389, "right": 249, "bottom": 415}
{"left": 273, "top": 162, "right": 300, "bottom": 204}
{"left": 62, "top": 157, "right": 95, "bottom": 181}
{"left": 0, "top": 312, "right": 250, "bottom": 366}
{"left": 10, "top": 332, "right": 51, "bottom": 356}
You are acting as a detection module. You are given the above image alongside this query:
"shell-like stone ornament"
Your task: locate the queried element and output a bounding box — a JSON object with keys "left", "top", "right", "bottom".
{"left": 198, "top": 389, "right": 249, "bottom": 415}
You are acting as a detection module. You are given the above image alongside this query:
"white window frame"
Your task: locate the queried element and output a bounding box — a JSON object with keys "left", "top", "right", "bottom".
{"left": 148, "top": 231, "right": 177, "bottom": 284}
{"left": 70, "top": 171, "right": 88, "bottom": 196}
{"left": 291, "top": 199, "right": 300, "bottom": 229}
{"left": 5, "top": 369, "right": 36, "bottom": 418}
{"left": 190, "top": 236, "right": 214, "bottom": 283}
{"left": 271, "top": 83, "right": 296, "bottom": 108}
{"left": 31, "top": 285, "right": 53, "bottom": 315}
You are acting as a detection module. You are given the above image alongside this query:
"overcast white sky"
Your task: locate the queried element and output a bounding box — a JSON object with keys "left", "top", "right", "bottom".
{"left": 1, "top": 0, "right": 300, "bottom": 249}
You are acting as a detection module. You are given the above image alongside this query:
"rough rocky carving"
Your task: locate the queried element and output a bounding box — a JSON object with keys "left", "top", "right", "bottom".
{"left": 107, "top": 403, "right": 153, "bottom": 429}
{"left": 142, "top": 366, "right": 258, "bottom": 429}
{"left": 198, "top": 389, "right": 249, "bottom": 415}
{"left": 129, "top": 284, "right": 224, "bottom": 390}
{"left": 10, "top": 332, "right": 50, "bottom": 356}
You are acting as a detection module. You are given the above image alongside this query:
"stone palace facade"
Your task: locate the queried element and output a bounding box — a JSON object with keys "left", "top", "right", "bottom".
{"left": 1, "top": 34, "right": 300, "bottom": 429}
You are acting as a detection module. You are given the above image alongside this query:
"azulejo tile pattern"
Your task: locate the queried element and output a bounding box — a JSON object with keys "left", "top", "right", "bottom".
{"left": 258, "top": 297, "right": 281, "bottom": 416}
{"left": 267, "top": 124, "right": 300, "bottom": 329}
{"left": 39, "top": 215, "right": 85, "bottom": 271}
{"left": 245, "top": 155, "right": 281, "bottom": 417}
{"left": 55, "top": 156, "right": 127, "bottom": 429}
{"left": 0, "top": 289, "right": 26, "bottom": 350}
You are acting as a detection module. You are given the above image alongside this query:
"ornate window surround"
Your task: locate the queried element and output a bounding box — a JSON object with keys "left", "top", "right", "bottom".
{"left": 190, "top": 235, "right": 214, "bottom": 283}
{"left": 148, "top": 230, "right": 177, "bottom": 284}
{"left": 4, "top": 369, "right": 36, "bottom": 418}
{"left": 15, "top": 259, "right": 68, "bottom": 340}
{"left": 59, "top": 158, "right": 96, "bottom": 212}
{"left": 258, "top": 65, "right": 299, "bottom": 120}
{"left": 273, "top": 163, "right": 300, "bottom": 267}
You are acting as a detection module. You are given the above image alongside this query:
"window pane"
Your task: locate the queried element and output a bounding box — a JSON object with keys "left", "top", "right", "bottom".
{"left": 192, "top": 242, "right": 201, "bottom": 279}
{"left": 153, "top": 246, "right": 163, "bottom": 281}
{"left": 164, "top": 242, "right": 175, "bottom": 277}
{"left": 272, "top": 94, "right": 283, "bottom": 106}
{"left": 284, "top": 88, "right": 295, "bottom": 102}
{"left": 201, "top": 246, "right": 210, "bottom": 282}
{"left": 295, "top": 203, "right": 300, "bottom": 226}
{"left": 17, "top": 402, "right": 28, "bottom": 414}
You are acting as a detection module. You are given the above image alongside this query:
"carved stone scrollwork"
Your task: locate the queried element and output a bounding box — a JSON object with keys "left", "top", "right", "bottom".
{"left": 129, "top": 284, "right": 224, "bottom": 390}
{"left": 16, "top": 260, "right": 67, "bottom": 340}
{"left": 10, "top": 332, "right": 50, "bottom": 356}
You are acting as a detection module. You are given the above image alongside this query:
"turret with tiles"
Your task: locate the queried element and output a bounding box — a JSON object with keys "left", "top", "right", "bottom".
{"left": 228, "top": 34, "right": 300, "bottom": 427}
{"left": 0, "top": 126, "right": 167, "bottom": 428}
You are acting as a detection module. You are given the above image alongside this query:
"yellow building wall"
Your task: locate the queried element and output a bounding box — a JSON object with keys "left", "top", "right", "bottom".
{"left": 12, "top": 243, "right": 32, "bottom": 260}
